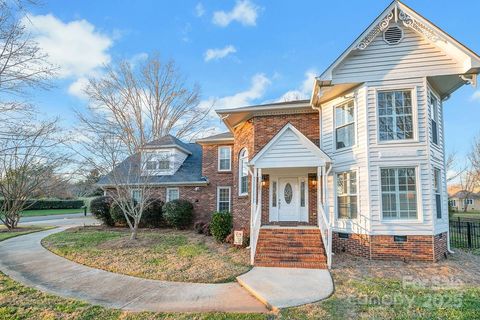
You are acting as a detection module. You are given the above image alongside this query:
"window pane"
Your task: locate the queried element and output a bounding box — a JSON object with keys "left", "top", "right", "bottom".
{"left": 378, "top": 91, "right": 413, "bottom": 141}
{"left": 336, "top": 102, "right": 355, "bottom": 149}
{"left": 272, "top": 181, "right": 277, "bottom": 207}
{"left": 159, "top": 160, "right": 170, "bottom": 170}
{"left": 381, "top": 168, "right": 417, "bottom": 219}
{"left": 337, "top": 171, "right": 357, "bottom": 219}
{"left": 300, "top": 181, "right": 306, "bottom": 207}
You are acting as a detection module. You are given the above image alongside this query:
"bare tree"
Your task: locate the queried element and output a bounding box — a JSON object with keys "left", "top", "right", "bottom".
{"left": 0, "top": 0, "right": 55, "bottom": 149}
{"left": 0, "top": 120, "right": 70, "bottom": 229}
{"left": 457, "top": 168, "right": 480, "bottom": 213}
{"left": 75, "top": 55, "right": 209, "bottom": 239}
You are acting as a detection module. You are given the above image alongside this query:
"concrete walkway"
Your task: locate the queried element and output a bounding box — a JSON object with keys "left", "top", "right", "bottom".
{"left": 237, "top": 267, "right": 334, "bottom": 310}
{"left": 0, "top": 227, "right": 267, "bottom": 313}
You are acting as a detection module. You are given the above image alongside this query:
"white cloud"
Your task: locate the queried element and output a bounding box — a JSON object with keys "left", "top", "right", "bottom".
{"left": 277, "top": 69, "right": 317, "bottom": 102}
{"left": 204, "top": 45, "right": 236, "bottom": 62}
{"left": 212, "top": 0, "right": 259, "bottom": 27}
{"left": 472, "top": 91, "right": 480, "bottom": 102}
{"left": 195, "top": 3, "right": 205, "bottom": 17}
{"left": 67, "top": 77, "right": 89, "bottom": 99}
{"left": 24, "top": 14, "right": 113, "bottom": 78}
{"left": 199, "top": 73, "right": 271, "bottom": 113}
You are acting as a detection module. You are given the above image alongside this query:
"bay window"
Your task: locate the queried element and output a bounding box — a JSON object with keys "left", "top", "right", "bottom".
{"left": 381, "top": 167, "right": 417, "bottom": 220}
{"left": 335, "top": 100, "right": 355, "bottom": 149}
{"left": 378, "top": 90, "right": 413, "bottom": 141}
{"left": 337, "top": 171, "right": 357, "bottom": 219}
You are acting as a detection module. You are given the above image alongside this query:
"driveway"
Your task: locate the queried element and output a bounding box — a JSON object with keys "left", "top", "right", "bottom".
{"left": 0, "top": 227, "right": 268, "bottom": 313}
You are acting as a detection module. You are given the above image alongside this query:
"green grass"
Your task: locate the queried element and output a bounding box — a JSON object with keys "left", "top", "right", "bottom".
{"left": 0, "top": 226, "right": 54, "bottom": 242}
{"left": 43, "top": 227, "right": 252, "bottom": 283}
{"left": 21, "top": 208, "right": 85, "bottom": 217}
{"left": 0, "top": 271, "right": 266, "bottom": 320}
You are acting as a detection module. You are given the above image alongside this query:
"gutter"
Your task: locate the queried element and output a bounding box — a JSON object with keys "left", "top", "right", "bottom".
{"left": 97, "top": 180, "right": 209, "bottom": 188}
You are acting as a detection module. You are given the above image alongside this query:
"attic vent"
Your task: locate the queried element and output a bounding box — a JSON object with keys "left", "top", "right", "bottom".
{"left": 383, "top": 26, "right": 403, "bottom": 45}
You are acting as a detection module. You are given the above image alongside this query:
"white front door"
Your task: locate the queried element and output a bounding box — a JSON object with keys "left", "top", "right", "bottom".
{"left": 278, "top": 177, "right": 300, "bottom": 221}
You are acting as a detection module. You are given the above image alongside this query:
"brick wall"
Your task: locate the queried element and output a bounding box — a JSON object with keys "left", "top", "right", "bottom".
{"left": 232, "top": 120, "right": 254, "bottom": 232}
{"left": 332, "top": 232, "right": 448, "bottom": 262}
{"left": 252, "top": 112, "right": 320, "bottom": 156}
{"left": 433, "top": 232, "right": 448, "bottom": 261}
{"left": 332, "top": 232, "right": 371, "bottom": 258}
{"left": 370, "top": 235, "right": 435, "bottom": 261}
{"left": 199, "top": 142, "right": 234, "bottom": 221}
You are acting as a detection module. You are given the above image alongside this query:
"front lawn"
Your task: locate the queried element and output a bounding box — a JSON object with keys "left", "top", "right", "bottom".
{"left": 0, "top": 226, "right": 53, "bottom": 242}
{"left": 21, "top": 208, "right": 84, "bottom": 217}
{"left": 0, "top": 271, "right": 264, "bottom": 320}
{"left": 42, "top": 226, "right": 251, "bottom": 283}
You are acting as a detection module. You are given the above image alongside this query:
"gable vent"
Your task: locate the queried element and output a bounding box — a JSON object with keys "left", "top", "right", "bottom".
{"left": 383, "top": 26, "right": 403, "bottom": 45}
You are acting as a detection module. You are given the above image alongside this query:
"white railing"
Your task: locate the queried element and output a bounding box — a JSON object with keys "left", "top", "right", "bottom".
{"left": 318, "top": 204, "right": 332, "bottom": 268}
{"left": 250, "top": 168, "right": 262, "bottom": 265}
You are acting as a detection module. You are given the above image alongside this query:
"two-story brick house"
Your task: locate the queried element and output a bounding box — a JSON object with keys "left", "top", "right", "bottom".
{"left": 99, "top": 1, "right": 480, "bottom": 269}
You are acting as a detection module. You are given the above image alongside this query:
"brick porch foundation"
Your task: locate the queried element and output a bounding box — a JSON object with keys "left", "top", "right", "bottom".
{"left": 332, "top": 231, "right": 449, "bottom": 262}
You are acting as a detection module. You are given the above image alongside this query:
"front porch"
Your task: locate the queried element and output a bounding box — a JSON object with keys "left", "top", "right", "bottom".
{"left": 248, "top": 123, "right": 333, "bottom": 268}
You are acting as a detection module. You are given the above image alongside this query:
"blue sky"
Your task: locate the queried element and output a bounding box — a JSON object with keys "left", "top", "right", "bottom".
{"left": 26, "top": 0, "right": 480, "bottom": 163}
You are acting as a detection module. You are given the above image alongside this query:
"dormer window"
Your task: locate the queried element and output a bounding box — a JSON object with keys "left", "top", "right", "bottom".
{"left": 143, "top": 151, "right": 172, "bottom": 175}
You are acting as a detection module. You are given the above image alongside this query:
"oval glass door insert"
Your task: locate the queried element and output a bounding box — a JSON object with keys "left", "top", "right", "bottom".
{"left": 284, "top": 183, "right": 293, "bottom": 204}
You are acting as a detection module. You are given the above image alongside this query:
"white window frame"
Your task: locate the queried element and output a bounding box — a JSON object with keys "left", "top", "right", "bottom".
{"left": 131, "top": 189, "right": 143, "bottom": 202}
{"left": 166, "top": 187, "right": 180, "bottom": 202}
{"left": 464, "top": 199, "right": 473, "bottom": 205}
{"left": 143, "top": 150, "right": 172, "bottom": 174}
{"left": 449, "top": 199, "right": 456, "bottom": 207}
{"left": 217, "top": 186, "right": 231, "bottom": 212}
{"left": 218, "top": 146, "right": 232, "bottom": 172}
{"left": 433, "top": 167, "right": 442, "bottom": 219}
{"left": 375, "top": 87, "right": 418, "bottom": 144}
{"left": 334, "top": 99, "right": 356, "bottom": 150}
{"left": 238, "top": 148, "right": 249, "bottom": 196}
{"left": 335, "top": 170, "right": 358, "bottom": 220}
{"left": 379, "top": 166, "right": 421, "bottom": 222}
{"left": 428, "top": 88, "right": 440, "bottom": 146}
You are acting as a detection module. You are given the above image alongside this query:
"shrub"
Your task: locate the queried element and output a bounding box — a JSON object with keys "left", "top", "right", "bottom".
{"left": 90, "top": 196, "right": 114, "bottom": 226}
{"left": 193, "top": 221, "right": 206, "bottom": 234}
{"left": 163, "top": 199, "right": 194, "bottom": 229}
{"left": 110, "top": 203, "right": 129, "bottom": 226}
{"left": 0, "top": 199, "right": 86, "bottom": 211}
{"left": 140, "top": 199, "right": 165, "bottom": 228}
{"left": 210, "top": 211, "right": 232, "bottom": 242}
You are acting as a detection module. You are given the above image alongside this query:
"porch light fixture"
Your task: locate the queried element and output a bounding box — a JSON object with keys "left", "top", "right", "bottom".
{"left": 308, "top": 174, "right": 318, "bottom": 186}
{"left": 261, "top": 174, "right": 268, "bottom": 187}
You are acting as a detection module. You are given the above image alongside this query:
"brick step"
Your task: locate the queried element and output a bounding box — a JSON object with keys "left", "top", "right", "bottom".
{"left": 259, "top": 229, "right": 321, "bottom": 234}
{"left": 258, "top": 234, "right": 322, "bottom": 240}
{"left": 255, "top": 261, "right": 328, "bottom": 269}
{"left": 255, "top": 253, "right": 327, "bottom": 262}
{"left": 256, "top": 247, "right": 324, "bottom": 254}
{"left": 257, "top": 239, "right": 322, "bottom": 245}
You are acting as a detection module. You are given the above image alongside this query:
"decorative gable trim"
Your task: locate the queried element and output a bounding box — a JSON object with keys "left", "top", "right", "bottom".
{"left": 317, "top": 0, "right": 480, "bottom": 82}
{"left": 356, "top": 11, "right": 394, "bottom": 50}
{"left": 398, "top": 9, "right": 444, "bottom": 43}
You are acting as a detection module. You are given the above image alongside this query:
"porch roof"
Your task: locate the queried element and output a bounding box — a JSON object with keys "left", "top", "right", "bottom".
{"left": 249, "top": 123, "right": 331, "bottom": 169}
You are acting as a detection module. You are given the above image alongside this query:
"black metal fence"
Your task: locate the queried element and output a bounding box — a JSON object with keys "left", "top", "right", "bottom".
{"left": 450, "top": 219, "right": 480, "bottom": 249}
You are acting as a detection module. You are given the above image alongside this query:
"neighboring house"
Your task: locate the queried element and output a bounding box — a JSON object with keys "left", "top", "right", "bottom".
{"left": 448, "top": 191, "right": 480, "bottom": 212}
{"left": 98, "top": 1, "right": 480, "bottom": 268}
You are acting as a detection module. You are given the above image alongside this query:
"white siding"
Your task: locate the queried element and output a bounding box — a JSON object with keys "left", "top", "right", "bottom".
{"left": 332, "top": 26, "right": 464, "bottom": 83}
{"left": 322, "top": 86, "right": 371, "bottom": 234}
{"left": 255, "top": 128, "right": 324, "bottom": 168}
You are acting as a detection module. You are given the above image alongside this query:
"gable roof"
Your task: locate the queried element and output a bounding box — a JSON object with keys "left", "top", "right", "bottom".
{"left": 317, "top": 0, "right": 480, "bottom": 82}
{"left": 216, "top": 100, "right": 314, "bottom": 132}
{"left": 196, "top": 132, "right": 234, "bottom": 144}
{"left": 97, "top": 142, "right": 206, "bottom": 187}
{"left": 143, "top": 135, "right": 192, "bottom": 155}
{"left": 250, "top": 123, "right": 331, "bottom": 168}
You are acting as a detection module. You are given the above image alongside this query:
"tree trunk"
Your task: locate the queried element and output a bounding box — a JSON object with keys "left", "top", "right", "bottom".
{"left": 130, "top": 220, "right": 139, "bottom": 240}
